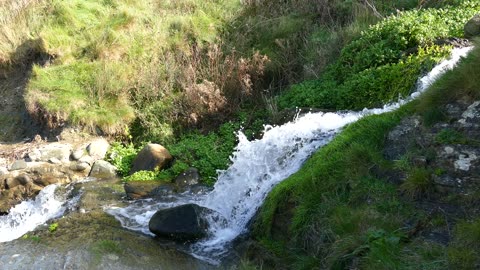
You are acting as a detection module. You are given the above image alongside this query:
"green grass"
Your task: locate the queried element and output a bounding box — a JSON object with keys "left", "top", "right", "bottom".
{"left": 448, "top": 219, "right": 480, "bottom": 269}
{"left": 278, "top": 1, "right": 480, "bottom": 111}
{"left": 7, "top": 0, "right": 241, "bottom": 136}
{"left": 417, "top": 39, "right": 480, "bottom": 122}
{"left": 252, "top": 42, "right": 480, "bottom": 270}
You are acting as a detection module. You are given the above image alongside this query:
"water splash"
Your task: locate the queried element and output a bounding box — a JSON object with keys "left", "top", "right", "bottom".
{"left": 106, "top": 47, "right": 472, "bottom": 263}
{"left": 0, "top": 185, "right": 66, "bottom": 242}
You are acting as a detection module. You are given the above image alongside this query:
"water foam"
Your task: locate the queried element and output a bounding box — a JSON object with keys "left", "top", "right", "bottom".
{"left": 106, "top": 47, "right": 472, "bottom": 263}
{"left": 0, "top": 185, "right": 66, "bottom": 242}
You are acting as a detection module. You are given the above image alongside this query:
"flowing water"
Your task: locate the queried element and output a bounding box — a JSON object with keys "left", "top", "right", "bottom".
{"left": 0, "top": 47, "right": 472, "bottom": 267}
{"left": 107, "top": 47, "right": 473, "bottom": 263}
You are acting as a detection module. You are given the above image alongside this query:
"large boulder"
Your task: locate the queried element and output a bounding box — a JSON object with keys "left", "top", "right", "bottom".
{"left": 130, "top": 144, "right": 173, "bottom": 174}
{"left": 149, "top": 204, "right": 212, "bottom": 242}
{"left": 465, "top": 14, "right": 480, "bottom": 38}
{"left": 89, "top": 160, "right": 116, "bottom": 179}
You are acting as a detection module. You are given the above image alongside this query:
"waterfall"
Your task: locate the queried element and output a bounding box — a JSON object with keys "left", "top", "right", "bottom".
{"left": 0, "top": 185, "right": 66, "bottom": 243}
{"left": 109, "top": 46, "right": 471, "bottom": 263}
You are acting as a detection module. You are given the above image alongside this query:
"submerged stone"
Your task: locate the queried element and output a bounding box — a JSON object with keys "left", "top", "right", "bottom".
{"left": 148, "top": 203, "right": 211, "bottom": 242}
{"left": 174, "top": 167, "right": 200, "bottom": 191}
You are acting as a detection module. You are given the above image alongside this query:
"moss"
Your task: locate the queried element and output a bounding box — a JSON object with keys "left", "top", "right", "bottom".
{"left": 448, "top": 219, "right": 480, "bottom": 269}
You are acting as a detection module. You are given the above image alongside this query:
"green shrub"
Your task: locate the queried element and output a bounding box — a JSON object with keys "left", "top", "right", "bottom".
{"left": 278, "top": 1, "right": 480, "bottom": 110}
{"left": 106, "top": 142, "right": 138, "bottom": 177}
{"left": 165, "top": 121, "right": 240, "bottom": 185}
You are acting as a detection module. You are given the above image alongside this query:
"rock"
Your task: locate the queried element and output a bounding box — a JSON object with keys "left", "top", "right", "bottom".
{"left": 174, "top": 168, "right": 200, "bottom": 190}
{"left": 34, "top": 175, "right": 59, "bottom": 187}
{"left": 48, "top": 157, "right": 62, "bottom": 164}
{"left": 15, "top": 174, "right": 32, "bottom": 185}
{"left": 87, "top": 139, "right": 110, "bottom": 160}
{"left": 5, "top": 177, "right": 21, "bottom": 189}
{"left": 71, "top": 149, "right": 85, "bottom": 160}
{"left": 149, "top": 204, "right": 213, "bottom": 242}
{"left": 9, "top": 160, "right": 27, "bottom": 171}
{"left": 89, "top": 160, "right": 116, "bottom": 179}
{"left": 384, "top": 117, "right": 422, "bottom": 160}
{"left": 458, "top": 101, "right": 480, "bottom": 125}
{"left": 69, "top": 161, "right": 91, "bottom": 172}
{"left": 0, "top": 167, "right": 8, "bottom": 176}
{"left": 465, "top": 14, "right": 480, "bottom": 38}
{"left": 149, "top": 185, "right": 176, "bottom": 198}
{"left": 124, "top": 181, "right": 170, "bottom": 199}
{"left": 130, "top": 144, "right": 173, "bottom": 174}
{"left": 28, "top": 143, "right": 72, "bottom": 163}
{"left": 454, "top": 152, "right": 478, "bottom": 171}
{"left": 27, "top": 149, "right": 42, "bottom": 161}
{"left": 78, "top": 155, "right": 94, "bottom": 166}
{"left": 180, "top": 184, "right": 213, "bottom": 195}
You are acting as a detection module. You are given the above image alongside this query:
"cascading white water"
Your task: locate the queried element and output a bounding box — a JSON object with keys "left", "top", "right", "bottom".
{"left": 106, "top": 47, "right": 472, "bottom": 263}
{"left": 0, "top": 185, "right": 66, "bottom": 242}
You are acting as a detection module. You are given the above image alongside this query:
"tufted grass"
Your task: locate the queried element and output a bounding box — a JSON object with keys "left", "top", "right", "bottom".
{"left": 252, "top": 39, "right": 480, "bottom": 269}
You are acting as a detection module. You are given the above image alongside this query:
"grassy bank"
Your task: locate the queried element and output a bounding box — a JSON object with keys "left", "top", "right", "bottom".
{"left": 251, "top": 43, "right": 480, "bottom": 269}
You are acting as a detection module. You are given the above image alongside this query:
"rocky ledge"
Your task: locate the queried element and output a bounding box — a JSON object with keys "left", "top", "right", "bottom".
{"left": 0, "top": 137, "right": 116, "bottom": 214}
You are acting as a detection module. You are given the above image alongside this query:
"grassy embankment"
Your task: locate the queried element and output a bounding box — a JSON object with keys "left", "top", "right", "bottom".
{"left": 1, "top": 0, "right": 476, "bottom": 185}
{"left": 251, "top": 6, "right": 480, "bottom": 270}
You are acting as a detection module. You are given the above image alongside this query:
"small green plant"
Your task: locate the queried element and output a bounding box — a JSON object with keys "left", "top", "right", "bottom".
{"left": 106, "top": 142, "right": 138, "bottom": 177}
{"left": 48, "top": 223, "right": 58, "bottom": 233}
{"left": 435, "top": 128, "right": 467, "bottom": 144}
{"left": 123, "top": 170, "right": 159, "bottom": 182}
{"left": 400, "top": 168, "right": 433, "bottom": 198}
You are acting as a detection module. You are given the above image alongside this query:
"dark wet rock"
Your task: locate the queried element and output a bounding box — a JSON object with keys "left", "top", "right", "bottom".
{"left": 465, "top": 14, "right": 480, "bottom": 38}
{"left": 89, "top": 160, "right": 116, "bottom": 179}
{"left": 174, "top": 168, "right": 200, "bottom": 190}
{"left": 130, "top": 144, "right": 172, "bottom": 174}
{"left": 180, "top": 184, "right": 213, "bottom": 195}
{"left": 149, "top": 184, "right": 176, "bottom": 198}
{"left": 434, "top": 37, "right": 472, "bottom": 48}
{"left": 9, "top": 160, "right": 27, "bottom": 171}
{"left": 86, "top": 138, "right": 110, "bottom": 160}
{"left": 149, "top": 203, "right": 212, "bottom": 242}
{"left": 124, "top": 181, "right": 170, "bottom": 199}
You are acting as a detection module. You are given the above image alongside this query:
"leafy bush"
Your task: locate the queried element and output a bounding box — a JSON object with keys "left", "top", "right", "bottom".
{"left": 106, "top": 142, "right": 138, "bottom": 177}
{"left": 278, "top": 1, "right": 480, "bottom": 110}
{"left": 165, "top": 121, "right": 240, "bottom": 185}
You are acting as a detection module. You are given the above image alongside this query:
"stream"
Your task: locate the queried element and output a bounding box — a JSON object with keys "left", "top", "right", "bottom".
{"left": 0, "top": 47, "right": 472, "bottom": 269}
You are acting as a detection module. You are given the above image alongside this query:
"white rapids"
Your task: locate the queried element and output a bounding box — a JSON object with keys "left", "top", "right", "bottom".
{"left": 0, "top": 185, "right": 66, "bottom": 243}
{"left": 106, "top": 47, "right": 472, "bottom": 263}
